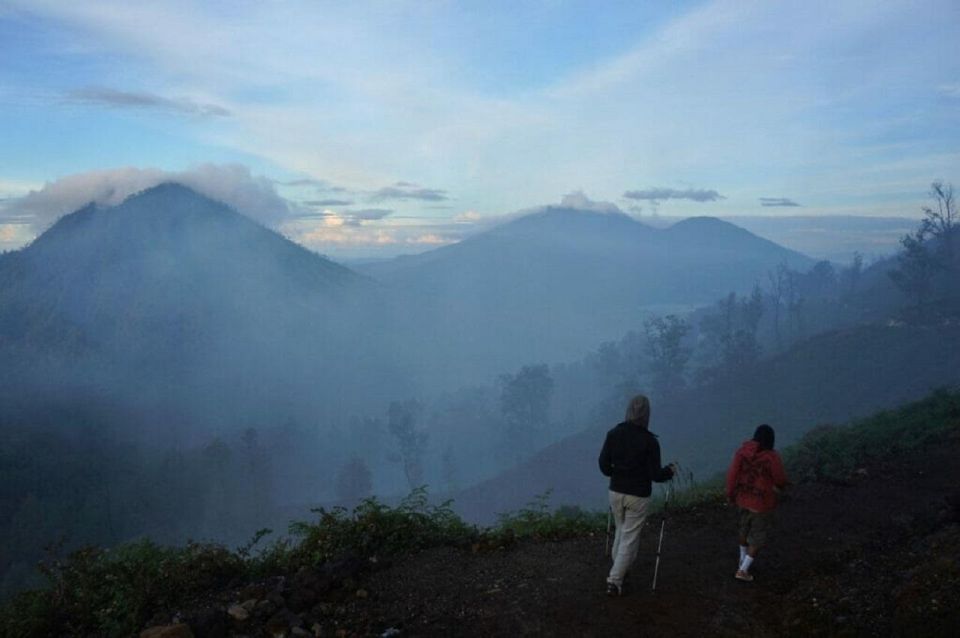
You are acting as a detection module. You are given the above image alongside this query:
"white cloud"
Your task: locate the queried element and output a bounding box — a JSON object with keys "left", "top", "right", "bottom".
{"left": 3, "top": 164, "right": 289, "bottom": 230}
{"left": 559, "top": 191, "right": 623, "bottom": 214}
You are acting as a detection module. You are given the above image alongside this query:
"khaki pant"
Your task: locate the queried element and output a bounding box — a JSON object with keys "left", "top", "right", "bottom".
{"left": 607, "top": 490, "right": 650, "bottom": 587}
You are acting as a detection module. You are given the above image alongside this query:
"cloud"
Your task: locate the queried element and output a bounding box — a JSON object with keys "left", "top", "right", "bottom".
{"left": 370, "top": 182, "right": 449, "bottom": 202}
{"left": 454, "top": 210, "right": 483, "bottom": 224}
{"left": 2, "top": 164, "right": 289, "bottom": 230}
{"left": 65, "top": 86, "right": 231, "bottom": 117}
{"left": 303, "top": 199, "right": 353, "bottom": 207}
{"left": 623, "top": 188, "right": 725, "bottom": 203}
{"left": 352, "top": 208, "right": 393, "bottom": 221}
{"left": 759, "top": 197, "right": 801, "bottom": 207}
{"left": 938, "top": 83, "right": 960, "bottom": 98}
{"left": 560, "top": 191, "right": 623, "bottom": 214}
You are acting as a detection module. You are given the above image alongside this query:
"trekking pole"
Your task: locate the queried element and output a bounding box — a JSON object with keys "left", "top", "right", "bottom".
{"left": 651, "top": 478, "right": 673, "bottom": 591}
{"left": 604, "top": 506, "right": 612, "bottom": 557}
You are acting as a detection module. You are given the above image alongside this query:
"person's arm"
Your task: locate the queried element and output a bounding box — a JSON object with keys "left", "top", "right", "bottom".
{"left": 771, "top": 451, "right": 789, "bottom": 489}
{"left": 725, "top": 453, "right": 739, "bottom": 502}
{"left": 598, "top": 433, "right": 613, "bottom": 477}
{"left": 647, "top": 436, "right": 674, "bottom": 483}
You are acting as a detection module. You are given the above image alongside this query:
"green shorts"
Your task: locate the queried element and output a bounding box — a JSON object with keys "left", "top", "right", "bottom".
{"left": 738, "top": 509, "right": 774, "bottom": 547}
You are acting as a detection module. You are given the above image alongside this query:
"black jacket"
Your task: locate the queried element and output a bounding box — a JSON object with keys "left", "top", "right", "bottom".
{"left": 598, "top": 422, "right": 674, "bottom": 497}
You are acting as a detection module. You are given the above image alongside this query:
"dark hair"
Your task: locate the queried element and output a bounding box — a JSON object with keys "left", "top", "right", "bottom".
{"left": 753, "top": 424, "right": 775, "bottom": 450}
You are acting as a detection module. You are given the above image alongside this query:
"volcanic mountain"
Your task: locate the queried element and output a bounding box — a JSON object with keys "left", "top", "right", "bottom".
{"left": 0, "top": 183, "right": 396, "bottom": 434}
{"left": 360, "top": 206, "right": 814, "bottom": 384}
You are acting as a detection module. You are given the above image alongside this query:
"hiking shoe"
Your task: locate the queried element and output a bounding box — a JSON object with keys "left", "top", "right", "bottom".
{"left": 735, "top": 570, "right": 754, "bottom": 582}
{"left": 606, "top": 582, "right": 622, "bottom": 597}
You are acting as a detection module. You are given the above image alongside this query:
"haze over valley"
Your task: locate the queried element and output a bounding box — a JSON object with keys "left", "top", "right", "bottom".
{"left": 1, "top": 2, "right": 959, "bottom": 634}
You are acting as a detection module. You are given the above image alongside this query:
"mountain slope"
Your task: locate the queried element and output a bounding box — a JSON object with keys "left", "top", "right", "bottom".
{"left": 454, "top": 320, "right": 960, "bottom": 521}
{"left": 361, "top": 207, "right": 813, "bottom": 385}
{"left": 0, "top": 183, "right": 396, "bottom": 435}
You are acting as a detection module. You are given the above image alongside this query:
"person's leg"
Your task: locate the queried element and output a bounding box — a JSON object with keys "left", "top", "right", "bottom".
{"left": 609, "top": 491, "right": 625, "bottom": 564}
{"left": 607, "top": 495, "right": 649, "bottom": 590}
{"left": 737, "top": 509, "right": 751, "bottom": 570}
{"left": 737, "top": 511, "right": 770, "bottom": 580}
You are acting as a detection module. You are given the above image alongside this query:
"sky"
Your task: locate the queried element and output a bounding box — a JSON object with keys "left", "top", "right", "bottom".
{"left": 0, "top": 0, "right": 958, "bottom": 257}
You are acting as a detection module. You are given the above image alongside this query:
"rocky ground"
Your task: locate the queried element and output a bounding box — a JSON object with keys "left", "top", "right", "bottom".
{"left": 143, "top": 431, "right": 960, "bottom": 637}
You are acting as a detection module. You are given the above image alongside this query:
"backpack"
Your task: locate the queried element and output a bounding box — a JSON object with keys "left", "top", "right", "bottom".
{"left": 736, "top": 452, "right": 771, "bottom": 498}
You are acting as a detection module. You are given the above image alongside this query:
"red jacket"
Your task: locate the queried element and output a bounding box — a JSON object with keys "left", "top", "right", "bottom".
{"left": 725, "top": 440, "right": 788, "bottom": 513}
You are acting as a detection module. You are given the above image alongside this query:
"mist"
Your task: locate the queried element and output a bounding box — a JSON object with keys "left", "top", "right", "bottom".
{"left": 2, "top": 179, "right": 959, "bottom": 601}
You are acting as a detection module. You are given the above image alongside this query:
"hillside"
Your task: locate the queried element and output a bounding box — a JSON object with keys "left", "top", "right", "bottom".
{"left": 0, "top": 183, "right": 398, "bottom": 433}
{"left": 454, "top": 320, "right": 960, "bottom": 522}
{"left": 4, "top": 391, "right": 958, "bottom": 637}
{"left": 360, "top": 206, "right": 813, "bottom": 385}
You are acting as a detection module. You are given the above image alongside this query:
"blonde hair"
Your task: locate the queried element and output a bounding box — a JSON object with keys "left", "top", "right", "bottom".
{"left": 625, "top": 394, "right": 650, "bottom": 428}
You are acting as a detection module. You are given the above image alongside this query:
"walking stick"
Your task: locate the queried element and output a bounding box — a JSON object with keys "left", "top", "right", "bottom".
{"left": 651, "top": 478, "right": 673, "bottom": 591}
{"left": 604, "top": 506, "right": 612, "bottom": 557}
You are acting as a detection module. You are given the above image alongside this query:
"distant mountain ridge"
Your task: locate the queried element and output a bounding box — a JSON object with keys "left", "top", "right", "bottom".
{"left": 360, "top": 205, "right": 814, "bottom": 384}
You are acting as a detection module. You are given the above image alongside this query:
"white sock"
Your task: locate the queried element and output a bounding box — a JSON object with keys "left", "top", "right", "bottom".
{"left": 739, "top": 555, "right": 754, "bottom": 573}
{"left": 739, "top": 545, "right": 747, "bottom": 563}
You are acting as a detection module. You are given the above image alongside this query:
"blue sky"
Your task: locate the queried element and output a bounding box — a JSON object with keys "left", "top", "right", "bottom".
{"left": 1, "top": 0, "right": 958, "bottom": 256}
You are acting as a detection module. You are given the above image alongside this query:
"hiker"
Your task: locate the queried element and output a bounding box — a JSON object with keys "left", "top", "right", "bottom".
{"left": 598, "top": 394, "right": 676, "bottom": 596}
{"left": 725, "top": 424, "right": 789, "bottom": 582}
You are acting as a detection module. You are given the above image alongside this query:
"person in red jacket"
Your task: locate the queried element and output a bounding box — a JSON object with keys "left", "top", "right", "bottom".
{"left": 725, "top": 424, "right": 788, "bottom": 582}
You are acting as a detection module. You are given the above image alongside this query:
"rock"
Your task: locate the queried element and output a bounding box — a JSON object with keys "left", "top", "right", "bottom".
{"left": 241, "top": 599, "right": 258, "bottom": 612}
{"left": 240, "top": 584, "right": 268, "bottom": 600}
{"left": 141, "top": 625, "right": 195, "bottom": 638}
{"left": 311, "top": 622, "right": 324, "bottom": 637}
{"left": 288, "top": 587, "right": 317, "bottom": 611}
{"left": 355, "top": 589, "right": 368, "bottom": 599}
{"left": 268, "top": 591, "right": 287, "bottom": 607}
{"left": 184, "top": 609, "right": 229, "bottom": 638}
{"left": 291, "top": 628, "right": 312, "bottom": 637}
{"left": 381, "top": 628, "right": 402, "bottom": 637}
{"left": 228, "top": 604, "right": 250, "bottom": 622}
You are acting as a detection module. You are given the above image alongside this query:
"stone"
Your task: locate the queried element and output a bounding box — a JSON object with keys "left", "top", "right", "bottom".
{"left": 228, "top": 604, "right": 250, "bottom": 622}
{"left": 140, "top": 625, "right": 195, "bottom": 638}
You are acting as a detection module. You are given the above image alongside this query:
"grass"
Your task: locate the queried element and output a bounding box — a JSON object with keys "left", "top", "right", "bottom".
{"left": 784, "top": 387, "right": 960, "bottom": 483}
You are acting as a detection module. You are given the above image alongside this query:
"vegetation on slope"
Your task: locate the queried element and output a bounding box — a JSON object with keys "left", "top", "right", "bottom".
{"left": 2, "top": 389, "right": 958, "bottom": 637}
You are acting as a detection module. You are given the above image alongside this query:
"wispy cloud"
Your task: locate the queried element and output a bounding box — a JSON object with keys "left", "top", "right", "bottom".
{"left": 2, "top": 164, "right": 287, "bottom": 230}
{"left": 759, "top": 197, "right": 800, "bottom": 207}
{"left": 65, "top": 86, "right": 231, "bottom": 117}
{"left": 623, "top": 188, "right": 724, "bottom": 203}
{"left": 370, "top": 182, "right": 449, "bottom": 202}
{"left": 303, "top": 199, "right": 353, "bottom": 207}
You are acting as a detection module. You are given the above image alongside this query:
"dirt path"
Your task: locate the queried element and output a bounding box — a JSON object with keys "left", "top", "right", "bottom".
{"left": 336, "top": 434, "right": 960, "bottom": 637}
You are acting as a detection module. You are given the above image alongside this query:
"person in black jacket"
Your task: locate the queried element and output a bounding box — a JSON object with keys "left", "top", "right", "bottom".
{"left": 598, "top": 394, "right": 675, "bottom": 596}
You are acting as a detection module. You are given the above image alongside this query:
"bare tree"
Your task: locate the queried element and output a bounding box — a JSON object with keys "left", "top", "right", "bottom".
{"left": 335, "top": 457, "right": 373, "bottom": 503}
{"left": 387, "top": 400, "right": 428, "bottom": 490}
{"left": 643, "top": 314, "right": 691, "bottom": 397}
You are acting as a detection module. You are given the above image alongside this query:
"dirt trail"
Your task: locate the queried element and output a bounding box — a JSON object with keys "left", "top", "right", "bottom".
{"left": 339, "top": 433, "right": 960, "bottom": 637}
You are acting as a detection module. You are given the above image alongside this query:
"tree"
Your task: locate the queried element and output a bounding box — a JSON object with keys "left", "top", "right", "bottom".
{"left": 699, "top": 289, "right": 764, "bottom": 378}
{"left": 889, "top": 228, "right": 937, "bottom": 308}
{"left": 387, "top": 400, "right": 428, "bottom": 490}
{"left": 921, "top": 181, "right": 957, "bottom": 255}
{"left": 499, "top": 364, "right": 554, "bottom": 459}
{"left": 335, "top": 457, "right": 373, "bottom": 503}
{"left": 767, "top": 264, "right": 790, "bottom": 349}
{"left": 643, "top": 314, "right": 691, "bottom": 398}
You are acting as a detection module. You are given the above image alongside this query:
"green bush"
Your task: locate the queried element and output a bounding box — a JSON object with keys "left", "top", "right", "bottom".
{"left": 286, "top": 487, "right": 477, "bottom": 566}
{"left": 493, "top": 491, "right": 606, "bottom": 540}
{"left": 784, "top": 388, "right": 960, "bottom": 482}
{"left": 0, "top": 540, "right": 242, "bottom": 638}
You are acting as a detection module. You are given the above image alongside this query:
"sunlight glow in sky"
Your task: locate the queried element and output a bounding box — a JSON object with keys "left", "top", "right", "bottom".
{"left": 1, "top": 0, "right": 958, "bottom": 256}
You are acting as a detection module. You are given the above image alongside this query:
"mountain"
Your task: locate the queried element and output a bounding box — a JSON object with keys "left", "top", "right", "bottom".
{"left": 361, "top": 207, "right": 814, "bottom": 385}
{"left": 0, "top": 183, "right": 398, "bottom": 437}
{"left": 453, "top": 320, "right": 960, "bottom": 522}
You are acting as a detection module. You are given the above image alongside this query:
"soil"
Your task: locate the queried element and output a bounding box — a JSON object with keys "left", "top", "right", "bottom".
{"left": 331, "top": 432, "right": 960, "bottom": 637}
{"left": 153, "top": 432, "right": 960, "bottom": 637}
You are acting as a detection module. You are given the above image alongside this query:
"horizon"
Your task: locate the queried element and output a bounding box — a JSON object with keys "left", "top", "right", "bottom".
{"left": 1, "top": 1, "right": 958, "bottom": 258}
